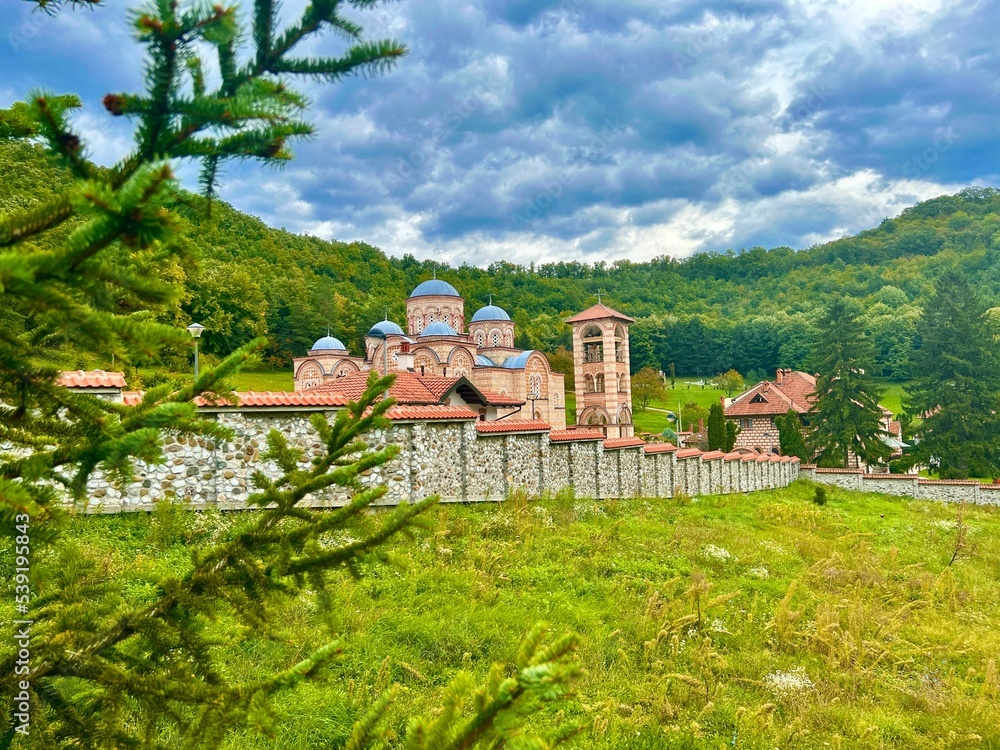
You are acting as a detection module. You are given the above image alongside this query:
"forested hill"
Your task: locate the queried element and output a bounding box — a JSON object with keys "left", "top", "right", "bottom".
{"left": 4, "top": 140, "right": 999, "bottom": 378}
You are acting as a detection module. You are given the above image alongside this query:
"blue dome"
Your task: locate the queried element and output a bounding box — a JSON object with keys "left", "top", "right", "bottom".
{"left": 475, "top": 354, "right": 498, "bottom": 367}
{"left": 410, "top": 279, "right": 460, "bottom": 298}
{"left": 311, "top": 335, "right": 347, "bottom": 351}
{"left": 421, "top": 321, "right": 458, "bottom": 337}
{"left": 368, "top": 320, "right": 405, "bottom": 337}
{"left": 501, "top": 350, "right": 536, "bottom": 369}
{"left": 471, "top": 304, "right": 510, "bottom": 322}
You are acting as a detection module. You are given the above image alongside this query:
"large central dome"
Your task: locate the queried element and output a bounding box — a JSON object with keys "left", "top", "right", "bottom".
{"left": 409, "top": 279, "right": 460, "bottom": 298}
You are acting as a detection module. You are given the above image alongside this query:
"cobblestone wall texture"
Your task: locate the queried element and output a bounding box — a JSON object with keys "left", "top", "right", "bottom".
{"left": 801, "top": 466, "right": 1000, "bottom": 505}
{"left": 85, "top": 407, "right": 800, "bottom": 512}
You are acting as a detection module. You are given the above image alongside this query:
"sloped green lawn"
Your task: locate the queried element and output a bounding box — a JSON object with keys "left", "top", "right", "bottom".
{"left": 49, "top": 482, "right": 1000, "bottom": 748}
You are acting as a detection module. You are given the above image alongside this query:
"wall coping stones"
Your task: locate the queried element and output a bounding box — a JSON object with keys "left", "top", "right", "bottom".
{"left": 741, "top": 453, "right": 758, "bottom": 462}
{"left": 475, "top": 420, "right": 551, "bottom": 434}
{"left": 550, "top": 429, "right": 605, "bottom": 442}
{"left": 676, "top": 448, "right": 702, "bottom": 459}
{"left": 701, "top": 450, "right": 726, "bottom": 460}
{"left": 814, "top": 467, "right": 863, "bottom": 474}
{"left": 756, "top": 454, "right": 772, "bottom": 462}
{"left": 643, "top": 443, "right": 678, "bottom": 453}
{"left": 385, "top": 405, "right": 479, "bottom": 421}
{"left": 603, "top": 437, "right": 646, "bottom": 449}
{"left": 861, "top": 473, "right": 917, "bottom": 480}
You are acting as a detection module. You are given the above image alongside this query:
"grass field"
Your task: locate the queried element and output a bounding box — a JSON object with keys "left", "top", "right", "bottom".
{"left": 43, "top": 482, "right": 1000, "bottom": 748}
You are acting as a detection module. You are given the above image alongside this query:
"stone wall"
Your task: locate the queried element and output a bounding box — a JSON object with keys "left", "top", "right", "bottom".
{"left": 801, "top": 465, "right": 1000, "bottom": 505}
{"left": 85, "top": 406, "right": 801, "bottom": 513}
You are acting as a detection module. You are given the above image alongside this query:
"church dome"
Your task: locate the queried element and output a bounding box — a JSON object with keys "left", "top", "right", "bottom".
{"left": 409, "top": 279, "right": 460, "bottom": 298}
{"left": 368, "top": 320, "right": 405, "bottom": 337}
{"left": 471, "top": 304, "right": 511, "bottom": 322}
{"left": 421, "top": 321, "right": 458, "bottom": 337}
{"left": 311, "top": 335, "right": 347, "bottom": 351}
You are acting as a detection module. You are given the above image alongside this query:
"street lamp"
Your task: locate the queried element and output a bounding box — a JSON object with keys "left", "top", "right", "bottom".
{"left": 187, "top": 322, "right": 205, "bottom": 379}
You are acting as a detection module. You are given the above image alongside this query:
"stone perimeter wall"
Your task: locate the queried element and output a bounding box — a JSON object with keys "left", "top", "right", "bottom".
{"left": 86, "top": 408, "right": 801, "bottom": 513}
{"left": 801, "top": 466, "right": 1000, "bottom": 505}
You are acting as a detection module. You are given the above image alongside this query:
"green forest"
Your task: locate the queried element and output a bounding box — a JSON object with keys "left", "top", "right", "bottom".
{"left": 4, "top": 139, "right": 1000, "bottom": 380}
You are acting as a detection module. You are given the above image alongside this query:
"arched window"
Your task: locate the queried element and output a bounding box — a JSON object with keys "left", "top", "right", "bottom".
{"left": 492, "top": 332, "right": 499, "bottom": 346}
{"left": 596, "top": 374, "right": 605, "bottom": 393}
{"left": 476, "top": 333, "right": 484, "bottom": 347}
{"left": 416, "top": 315, "right": 423, "bottom": 332}
{"left": 505, "top": 334, "right": 512, "bottom": 347}
{"left": 429, "top": 313, "right": 435, "bottom": 323}
{"left": 585, "top": 374, "right": 595, "bottom": 393}
{"left": 454, "top": 315, "right": 460, "bottom": 329}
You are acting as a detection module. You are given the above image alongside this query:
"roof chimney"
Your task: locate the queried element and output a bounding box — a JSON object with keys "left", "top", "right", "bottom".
{"left": 396, "top": 339, "right": 415, "bottom": 371}
{"left": 775, "top": 368, "right": 784, "bottom": 385}
{"left": 698, "top": 418, "right": 704, "bottom": 434}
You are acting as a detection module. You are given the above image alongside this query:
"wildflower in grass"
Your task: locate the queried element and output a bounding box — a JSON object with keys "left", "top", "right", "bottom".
{"left": 764, "top": 667, "right": 815, "bottom": 697}
{"left": 702, "top": 544, "right": 732, "bottom": 562}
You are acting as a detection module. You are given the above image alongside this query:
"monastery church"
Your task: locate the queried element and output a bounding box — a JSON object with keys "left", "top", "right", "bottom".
{"left": 292, "top": 278, "right": 636, "bottom": 437}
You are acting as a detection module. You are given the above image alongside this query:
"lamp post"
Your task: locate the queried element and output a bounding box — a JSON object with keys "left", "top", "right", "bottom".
{"left": 187, "top": 322, "right": 205, "bottom": 379}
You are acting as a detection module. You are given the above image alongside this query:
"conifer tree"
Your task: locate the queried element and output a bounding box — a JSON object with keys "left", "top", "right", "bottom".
{"left": 775, "top": 408, "right": 809, "bottom": 460}
{"left": 905, "top": 272, "right": 1000, "bottom": 478}
{"left": 723, "top": 420, "right": 739, "bottom": 452}
{"left": 1, "top": 2, "right": 578, "bottom": 747}
{"left": 707, "top": 402, "right": 725, "bottom": 451}
{"left": 807, "top": 299, "right": 892, "bottom": 468}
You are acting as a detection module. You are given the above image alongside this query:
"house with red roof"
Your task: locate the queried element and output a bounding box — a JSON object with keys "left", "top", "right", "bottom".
{"left": 724, "top": 368, "right": 904, "bottom": 462}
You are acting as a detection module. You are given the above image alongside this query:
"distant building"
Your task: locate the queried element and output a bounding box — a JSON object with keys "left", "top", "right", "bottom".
{"left": 292, "top": 277, "right": 568, "bottom": 428}
{"left": 565, "top": 303, "right": 635, "bottom": 438}
{"left": 723, "top": 368, "right": 904, "bottom": 463}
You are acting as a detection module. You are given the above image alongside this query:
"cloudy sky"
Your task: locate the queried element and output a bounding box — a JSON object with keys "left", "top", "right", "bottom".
{"left": 3, "top": 0, "right": 997, "bottom": 266}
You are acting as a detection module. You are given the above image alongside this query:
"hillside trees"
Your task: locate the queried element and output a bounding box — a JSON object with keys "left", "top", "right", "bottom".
{"left": 0, "top": 2, "right": 578, "bottom": 747}
{"left": 905, "top": 272, "right": 1000, "bottom": 478}
{"left": 807, "top": 299, "right": 893, "bottom": 468}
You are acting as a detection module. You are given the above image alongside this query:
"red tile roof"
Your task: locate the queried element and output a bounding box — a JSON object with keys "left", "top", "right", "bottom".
{"left": 316, "top": 371, "right": 449, "bottom": 404}
{"left": 724, "top": 370, "right": 816, "bottom": 417}
{"left": 549, "top": 429, "right": 605, "bottom": 442}
{"left": 675, "top": 448, "right": 702, "bottom": 458}
{"left": 644, "top": 443, "right": 678, "bottom": 453}
{"left": 475, "top": 420, "right": 551, "bottom": 433}
{"left": 58, "top": 370, "right": 126, "bottom": 388}
{"left": 479, "top": 390, "right": 525, "bottom": 406}
{"left": 386, "top": 405, "right": 478, "bottom": 421}
{"left": 564, "top": 303, "right": 635, "bottom": 324}
{"left": 603, "top": 437, "right": 646, "bottom": 449}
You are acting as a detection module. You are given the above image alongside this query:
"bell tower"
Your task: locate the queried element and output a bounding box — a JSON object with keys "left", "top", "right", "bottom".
{"left": 566, "top": 300, "right": 635, "bottom": 438}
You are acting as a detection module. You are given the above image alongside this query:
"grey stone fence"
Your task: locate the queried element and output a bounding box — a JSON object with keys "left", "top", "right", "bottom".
{"left": 84, "top": 402, "right": 801, "bottom": 512}
{"left": 800, "top": 465, "right": 1000, "bottom": 505}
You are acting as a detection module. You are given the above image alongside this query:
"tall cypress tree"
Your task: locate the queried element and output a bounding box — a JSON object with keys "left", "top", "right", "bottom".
{"left": 905, "top": 272, "right": 1000, "bottom": 478}
{"left": 807, "top": 299, "right": 892, "bottom": 468}
{"left": 775, "top": 408, "right": 810, "bottom": 460}
{"left": 707, "top": 402, "right": 726, "bottom": 451}
{"left": 0, "top": 2, "right": 578, "bottom": 747}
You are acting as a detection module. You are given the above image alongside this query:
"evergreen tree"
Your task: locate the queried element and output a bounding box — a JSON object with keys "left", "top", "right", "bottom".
{"left": 724, "top": 420, "right": 739, "bottom": 452}
{"left": 775, "top": 408, "right": 810, "bottom": 460}
{"left": 707, "top": 402, "right": 726, "bottom": 451}
{"left": 905, "top": 272, "right": 1000, "bottom": 478}
{"left": 0, "top": 2, "right": 578, "bottom": 747}
{"left": 807, "top": 299, "right": 892, "bottom": 468}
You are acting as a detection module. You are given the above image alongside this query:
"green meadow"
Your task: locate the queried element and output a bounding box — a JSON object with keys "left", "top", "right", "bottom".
{"left": 48, "top": 481, "right": 1000, "bottom": 748}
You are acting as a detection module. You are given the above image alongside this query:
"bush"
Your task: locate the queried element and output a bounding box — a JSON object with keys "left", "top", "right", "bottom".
{"left": 813, "top": 486, "right": 828, "bottom": 506}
